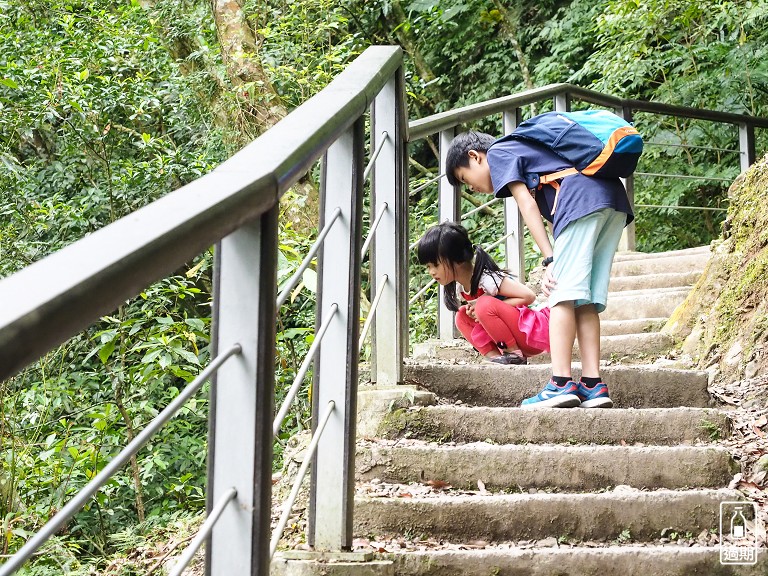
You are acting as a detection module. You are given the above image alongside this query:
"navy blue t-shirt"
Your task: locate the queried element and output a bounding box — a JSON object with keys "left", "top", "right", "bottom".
{"left": 487, "top": 137, "right": 634, "bottom": 239}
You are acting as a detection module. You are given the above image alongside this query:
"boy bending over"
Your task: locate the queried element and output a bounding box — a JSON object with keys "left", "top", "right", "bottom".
{"left": 446, "top": 130, "right": 633, "bottom": 408}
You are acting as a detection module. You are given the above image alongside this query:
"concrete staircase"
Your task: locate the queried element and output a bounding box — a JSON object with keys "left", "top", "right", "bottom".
{"left": 274, "top": 246, "right": 768, "bottom": 575}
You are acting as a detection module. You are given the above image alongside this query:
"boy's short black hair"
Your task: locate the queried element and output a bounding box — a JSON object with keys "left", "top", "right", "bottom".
{"left": 445, "top": 131, "right": 496, "bottom": 186}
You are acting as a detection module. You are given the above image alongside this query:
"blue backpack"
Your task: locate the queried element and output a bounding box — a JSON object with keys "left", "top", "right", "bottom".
{"left": 499, "top": 109, "right": 644, "bottom": 212}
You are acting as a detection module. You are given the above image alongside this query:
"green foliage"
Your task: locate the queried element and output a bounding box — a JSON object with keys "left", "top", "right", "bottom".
{"left": 250, "top": 0, "right": 370, "bottom": 108}
{"left": 0, "top": 0, "right": 222, "bottom": 564}
{"left": 0, "top": 0, "right": 224, "bottom": 277}
{"left": 1, "top": 268, "right": 211, "bottom": 557}
{"left": 571, "top": 0, "right": 768, "bottom": 251}
{"left": 2, "top": 0, "right": 768, "bottom": 570}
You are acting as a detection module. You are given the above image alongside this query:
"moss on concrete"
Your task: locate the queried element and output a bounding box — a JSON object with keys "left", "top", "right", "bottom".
{"left": 663, "top": 154, "right": 768, "bottom": 382}
{"left": 376, "top": 408, "right": 450, "bottom": 443}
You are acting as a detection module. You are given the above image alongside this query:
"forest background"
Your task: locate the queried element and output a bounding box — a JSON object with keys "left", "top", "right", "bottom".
{"left": 1, "top": 0, "right": 767, "bottom": 573}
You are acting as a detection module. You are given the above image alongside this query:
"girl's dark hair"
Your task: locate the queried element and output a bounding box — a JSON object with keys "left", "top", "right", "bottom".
{"left": 417, "top": 222, "right": 504, "bottom": 312}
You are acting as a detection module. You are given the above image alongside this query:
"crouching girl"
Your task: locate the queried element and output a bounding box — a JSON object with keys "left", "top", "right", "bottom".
{"left": 417, "top": 222, "right": 549, "bottom": 364}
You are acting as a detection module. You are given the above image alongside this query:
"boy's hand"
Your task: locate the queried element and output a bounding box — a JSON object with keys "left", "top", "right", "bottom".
{"left": 541, "top": 265, "right": 557, "bottom": 297}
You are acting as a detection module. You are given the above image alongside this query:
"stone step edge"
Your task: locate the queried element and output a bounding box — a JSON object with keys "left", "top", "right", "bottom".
{"left": 272, "top": 546, "right": 767, "bottom": 576}
{"left": 385, "top": 546, "right": 766, "bottom": 576}
{"left": 613, "top": 245, "right": 710, "bottom": 261}
{"left": 356, "top": 444, "right": 736, "bottom": 491}
{"left": 370, "top": 405, "right": 731, "bottom": 445}
{"left": 353, "top": 488, "right": 741, "bottom": 543}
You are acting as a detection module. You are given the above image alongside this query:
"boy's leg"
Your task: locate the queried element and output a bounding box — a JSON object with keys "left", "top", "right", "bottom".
{"left": 575, "top": 304, "right": 600, "bottom": 377}
{"left": 522, "top": 209, "right": 620, "bottom": 409}
{"left": 577, "top": 208, "right": 626, "bottom": 376}
{"left": 549, "top": 301, "right": 576, "bottom": 377}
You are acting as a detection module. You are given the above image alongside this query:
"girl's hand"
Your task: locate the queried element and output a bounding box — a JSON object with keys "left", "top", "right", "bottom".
{"left": 466, "top": 300, "right": 478, "bottom": 321}
{"left": 541, "top": 265, "right": 557, "bottom": 297}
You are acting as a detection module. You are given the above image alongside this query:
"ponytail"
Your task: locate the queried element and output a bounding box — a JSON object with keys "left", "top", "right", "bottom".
{"left": 470, "top": 245, "right": 504, "bottom": 295}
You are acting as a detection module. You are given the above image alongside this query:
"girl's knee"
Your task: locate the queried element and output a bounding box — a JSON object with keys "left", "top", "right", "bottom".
{"left": 474, "top": 295, "right": 498, "bottom": 317}
{"left": 455, "top": 306, "right": 473, "bottom": 328}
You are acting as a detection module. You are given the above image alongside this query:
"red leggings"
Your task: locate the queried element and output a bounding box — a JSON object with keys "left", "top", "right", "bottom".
{"left": 456, "top": 295, "right": 543, "bottom": 357}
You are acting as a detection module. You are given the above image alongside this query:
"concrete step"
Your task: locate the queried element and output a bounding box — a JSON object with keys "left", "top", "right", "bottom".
{"left": 354, "top": 488, "right": 739, "bottom": 543}
{"left": 356, "top": 443, "right": 736, "bottom": 491}
{"left": 601, "top": 317, "right": 667, "bottom": 336}
{"left": 529, "top": 331, "right": 675, "bottom": 364}
{"left": 613, "top": 245, "right": 710, "bottom": 262}
{"left": 377, "top": 406, "right": 730, "bottom": 446}
{"left": 608, "top": 270, "right": 700, "bottom": 292}
{"left": 611, "top": 253, "right": 709, "bottom": 277}
{"left": 403, "top": 362, "right": 712, "bottom": 408}
{"left": 387, "top": 547, "right": 768, "bottom": 576}
{"left": 603, "top": 287, "right": 689, "bottom": 320}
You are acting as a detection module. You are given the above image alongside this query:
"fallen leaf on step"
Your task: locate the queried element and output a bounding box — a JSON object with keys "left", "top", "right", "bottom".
{"left": 424, "top": 479, "right": 451, "bottom": 490}
{"left": 755, "top": 415, "right": 767, "bottom": 428}
{"left": 397, "top": 492, "right": 413, "bottom": 498}
{"left": 477, "top": 479, "right": 488, "bottom": 494}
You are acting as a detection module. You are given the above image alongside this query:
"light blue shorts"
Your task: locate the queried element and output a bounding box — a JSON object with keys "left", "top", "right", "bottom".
{"left": 549, "top": 208, "right": 627, "bottom": 313}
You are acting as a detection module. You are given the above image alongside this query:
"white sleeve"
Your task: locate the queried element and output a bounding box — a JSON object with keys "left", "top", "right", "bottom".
{"left": 478, "top": 272, "right": 505, "bottom": 296}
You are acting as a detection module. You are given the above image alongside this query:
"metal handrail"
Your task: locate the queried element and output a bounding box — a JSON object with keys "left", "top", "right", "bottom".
{"left": 276, "top": 207, "right": 342, "bottom": 308}
{"left": 410, "top": 172, "right": 444, "bottom": 195}
{"left": 0, "top": 344, "right": 242, "bottom": 576}
{"left": 408, "top": 82, "right": 768, "bottom": 141}
{"left": 461, "top": 196, "right": 501, "bottom": 220}
{"left": 0, "top": 46, "right": 403, "bottom": 383}
{"left": 273, "top": 304, "right": 339, "bottom": 435}
{"left": 269, "top": 400, "right": 335, "bottom": 558}
{"left": 635, "top": 203, "right": 728, "bottom": 212}
{"left": 635, "top": 171, "right": 734, "bottom": 182}
{"left": 644, "top": 141, "right": 740, "bottom": 154}
{"left": 409, "top": 277, "right": 436, "bottom": 306}
{"left": 363, "top": 131, "right": 389, "bottom": 181}
{"left": 361, "top": 203, "right": 388, "bottom": 258}
{"left": 168, "top": 487, "right": 237, "bottom": 576}
{"left": 359, "top": 275, "right": 388, "bottom": 350}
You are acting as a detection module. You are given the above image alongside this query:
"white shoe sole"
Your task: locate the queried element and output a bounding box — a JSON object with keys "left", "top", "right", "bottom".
{"left": 579, "top": 397, "right": 614, "bottom": 408}
{"left": 521, "top": 394, "right": 581, "bottom": 408}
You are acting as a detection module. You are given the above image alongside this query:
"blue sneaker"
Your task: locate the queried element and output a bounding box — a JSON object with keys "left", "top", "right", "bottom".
{"left": 521, "top": 380, "right": 581, "bottom": 408}
{"left": 576, "top": 380, "right": 614, "bottom": 408}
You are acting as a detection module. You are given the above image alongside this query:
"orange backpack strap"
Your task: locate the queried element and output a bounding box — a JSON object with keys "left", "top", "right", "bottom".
{"left": 538, "top": 167, "right": 578, "bottom": 214}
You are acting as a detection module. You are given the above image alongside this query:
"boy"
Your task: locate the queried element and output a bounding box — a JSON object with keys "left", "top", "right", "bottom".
{"left": 445, "top": 130, "right": 634, "bottom": 408}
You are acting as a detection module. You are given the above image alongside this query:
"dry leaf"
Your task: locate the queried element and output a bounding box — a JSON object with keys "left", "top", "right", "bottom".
{"left": 478, "top": 479, "right": 488, "bottom": 494}
{"left": 424, "top": 479, "right": 451, "bottom": 490}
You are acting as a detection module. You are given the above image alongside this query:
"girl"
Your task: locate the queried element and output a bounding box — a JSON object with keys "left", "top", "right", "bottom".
{"left": 417, "top": 222, "right": 550, "bottom": 365}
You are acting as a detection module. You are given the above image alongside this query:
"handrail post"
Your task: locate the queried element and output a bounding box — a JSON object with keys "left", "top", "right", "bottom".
{"left": 207, "top": 205, "right": 279, "bottom": 576}
{"left": 370, "top": 68, "right": 408, "bottom": 385}
{"left": 308, "top": 117, "right": 365, "bottom": 550}
{"left": 618, "top": 106, "right": 637, "bottom": 251}
{"left": 502, "top": 108, "right": 525, "bottom": 281}
{"left": 554, "top": 92, "right": 571, "bottom": 112}
{"left": 740, "top": 122, "right": 756, "bottom": 172}
{"left": 438, "top": 128, "right": 459, "bottom": 340}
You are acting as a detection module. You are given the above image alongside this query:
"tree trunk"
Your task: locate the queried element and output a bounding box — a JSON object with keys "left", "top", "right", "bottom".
{"left": 390, "top": 0, "right": 447, "bottom": 108}
{"left": 491, "top": 0, "right": 537, "bottom": 114}
{"left": 210, "top": 0, "right": 287, "bottom": 135}
{"left": 140, "top": 0, "right": 318, "bottom": 226}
